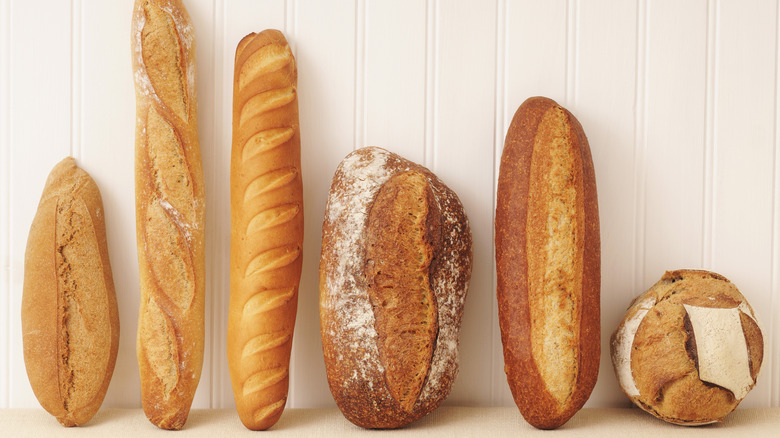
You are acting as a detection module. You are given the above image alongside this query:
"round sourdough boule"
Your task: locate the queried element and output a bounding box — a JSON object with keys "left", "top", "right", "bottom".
{"left": 319, "top": 146, "right": 472, "bottom": 429}
{"left": 610, "top": 269, "right": 763, "bottom": 425}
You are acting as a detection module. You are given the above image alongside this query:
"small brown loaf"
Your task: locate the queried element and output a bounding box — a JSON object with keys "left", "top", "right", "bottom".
{"left": 495, "top": 96, "right": 600, "bottom": 429}
{"left": 319, "top": 147, "right": 472, "bottom": 429}
{"left": 131, "top": 0, "right": 204, "bottom": 430}
{"left": 22, "top": 158, "right": 120, "bottom": 427}
{"left": 611, "top": 270, "right": 764, "bottom": 425}
{"left": 227, "top": 30, "right": 303, "bottom": 430}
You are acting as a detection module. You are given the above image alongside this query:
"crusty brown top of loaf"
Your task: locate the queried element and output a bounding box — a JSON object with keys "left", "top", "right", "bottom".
{"left": 22, "top": 158, "right": 119, "bottom": 427}
{"left": 614, "top": 270, "right": 763, "bottom": 425}
{"left": 365, "top": 170, "right": 440, "bottom": 413}
{"left": 495, "top": 96, "right": 600, "bottom": 429}
{"left": 320, "top": 147, "right": 472, "bottom": 428}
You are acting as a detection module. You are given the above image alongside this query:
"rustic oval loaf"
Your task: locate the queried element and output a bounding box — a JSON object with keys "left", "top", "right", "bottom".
{"left": 320, "top": 147, "right": 472, "bottom": 429}
{"left": 611, "top": 269, "right": 763, "bottom": 425}
{"left": 227, "top": 29, "right": 303, "bottom": 431}
{"left": 22, "top": 157, "right": 120, "bottom": 427}
{"left": 495, "top": 96, "right": 600, "bottom": 429}
{"left": 132, "top": 0, "right": 205, "bottom": 430}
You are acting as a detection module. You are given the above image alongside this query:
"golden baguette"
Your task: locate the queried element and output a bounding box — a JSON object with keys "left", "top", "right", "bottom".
{"left": 131, "top": 0, "right": 204, "bottom": 430}
{"left": 22, "top": 158, "right": 119, "bottom": 427}
{"left": 227, "top": 30, "right": 303, "bottom": 430}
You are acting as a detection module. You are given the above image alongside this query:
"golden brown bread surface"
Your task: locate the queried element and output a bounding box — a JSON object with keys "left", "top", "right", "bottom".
{"left": 320, "top": 147, "right": 472, "bottom": 429}
{"left": 611, "top": 270, "right": 763, "bottom": 425}
{"left": 22, "top": 158, "right": 119, "bottom": 427}
{"left": 132, "top": 0, "right": 204, "bottom": 430}
{"left": 227, "top": 29, "right": 303, "bottom": 431}
{"left": 495, "top": 96, "right": 600, "bottom": 429}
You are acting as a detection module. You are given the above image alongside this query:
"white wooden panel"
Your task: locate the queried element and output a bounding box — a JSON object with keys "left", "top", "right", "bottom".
{"left": 363, "top": 0, "right": 426, "bottom": 163}
{"left": 3, "top": 0, "right": 780, "bottom": 412}
{"left": 643, "top": 0, "right": 707, "bottom": 284}
{"left": 433, "top": 0, "right": 496, "bottom": 406}
{"left": 293, "top": 0, "right": 357, "bottom": 408}
{"left": 495, "top": 0, "right": 568, "bottom": 406}
{"left": 0, "top": 0, "right": 10, "bottom": 410}
{"left": 710, "top": 0, "right": 777, "bottom": 408}
{"left": 573, "top": 0, "right": 638, "bottom": 408}
{"left": 8, "top": 0, "right": 73, "bottom": 408}
{"left": 78, "top": 0, "right": 138, "bottom": 409}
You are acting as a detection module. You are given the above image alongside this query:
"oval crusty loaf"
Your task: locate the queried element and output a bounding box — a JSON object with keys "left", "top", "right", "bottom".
{"left": 132, "top": 0, "right": 205, "bottom": 430}
{"left": 227, "top": 29, "right": 303, "bottom": 430}
{"left": 495, "top": 96, "right": 600, "bottom": 429}
{"left": 22, "top": 157, "right": 120, "bottom": 427}
{"left": 611, "top": 270, "right": 763, "bottom": 425}
{"left": 319, "top": 147, "right": 472, "bottom": 429}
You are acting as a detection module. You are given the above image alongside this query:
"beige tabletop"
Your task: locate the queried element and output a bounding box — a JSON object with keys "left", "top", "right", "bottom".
{"left": 1, "top": 407, "right": 778, "bottom": 437}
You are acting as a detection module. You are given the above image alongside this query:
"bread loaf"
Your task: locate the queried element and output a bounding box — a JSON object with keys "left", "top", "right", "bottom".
{"left": 22, "top": 158, "right": 119, "bottom": 427}
{"left": 319, "top": 147, "right": 472, "bottom": 429}
{"left": 611, "top": 270, "right": 763, "bottom": 425}
{"left": 131, "top": 0, "right": 204, "bottom": 429}
{"left": 495, "top": 96, "right": 600, "bottom": 429}
{"left": 227, "top": 30, "right": 303, "bottom": 430}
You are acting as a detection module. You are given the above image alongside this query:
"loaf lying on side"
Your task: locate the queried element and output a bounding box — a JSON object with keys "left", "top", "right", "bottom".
{"left": 320, "top": 147, "right": 472, "bottom": 429}
{"left": 132, "top": 0, "right": 205, "bottom": 430}
{"left": 611, "top": 269, "right": 763, "bottom": 425}
{"left": 495, "top": 96, "right": 600, "bottom": 429}
{"left": 22, "top": 157, "right": 120, "bottom": 427}
{"left": 228, "top": 29, "right": 303, "bottom": 431}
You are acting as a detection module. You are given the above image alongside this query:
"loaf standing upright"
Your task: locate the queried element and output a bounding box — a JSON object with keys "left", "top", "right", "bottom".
{"left": 131, "top": 0, "right": 205, "bottom": 430}
{"left": 227, "top": 30, "right": 303, "bottom": 430}
{"left": 495, "top": 97, "right": 600, "bottom": 429}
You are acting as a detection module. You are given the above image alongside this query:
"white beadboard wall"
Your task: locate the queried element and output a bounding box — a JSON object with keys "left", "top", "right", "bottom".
{"left": 1, "top": 0, "right": 779, "bottom": 411}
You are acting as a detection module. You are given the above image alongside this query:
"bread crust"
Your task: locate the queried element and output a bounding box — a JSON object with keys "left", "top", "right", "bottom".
{"left": 319, "top": 147, "right": 472, "bottom": 429}
{"left": 610, "top": 269, "right": 763, "bottom": 425}
{"left": 227, "top": 29, "right": 302, "bottom": 431}
{"left": 22, "top": 158, "right": 119, "bottom": 427}
{"left": 495, "top": 96, "right": 600, "bottom": 429}
{"left": 132, "top": 0, "right": 204, "bottom": 430}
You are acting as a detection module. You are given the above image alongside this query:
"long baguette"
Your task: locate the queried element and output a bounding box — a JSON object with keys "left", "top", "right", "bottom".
{"left": 495, "top": 96, "right": 600, "bottom": 429}
{"left": 22, "top": 158, "right": 119, "bottom": 427}
{"left": 227, "top": 30, "right": 303, "bottom": 431}
{"left": 131, "top": 0, "right": 204, "bottom": 430}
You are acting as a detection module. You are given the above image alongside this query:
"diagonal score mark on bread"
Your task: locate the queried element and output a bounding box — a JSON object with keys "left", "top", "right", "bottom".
{"left": 140, "top": 0, "right": 188, "bottom": 121}
{"left": 228, "top": 30, "right": 302, "bottom": 430}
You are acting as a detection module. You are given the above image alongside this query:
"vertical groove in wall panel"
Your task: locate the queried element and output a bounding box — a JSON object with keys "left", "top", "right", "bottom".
{"left": 702, "top": 0, "right": 717, "bottom": 269}
{"left": 0, "top": 0, "right": 10, "bottom": 410}
{"left": 9, "top": 0, "right": 72, "bottom": 408}
{"left": 565, "top": 0, "right": 578, "bottom": 106}
{"left": 433, "top": 0, "right": 497, "bottom": 406}
{"left": 353, "top": 0, "right": 365, "bottom": 151}
{"left": 773, "top": 0, "right": 780, "bottom": 407}
{"left": 632, "top": 0, "right": 647, "bottom": 293}
{"left": 711, "top": 0, "right": 775, "bottom": 407}
{"left": 294, "top": 0, "right": 358, "bottom": 407}
{"left": 424, "top": 0, "right": 437, "bottom": 167}
{"left": 70, "top": 0, "right": 81, "bottom": 161}
{"left": 490, "top": 0, "right": 506, "bottom": 406}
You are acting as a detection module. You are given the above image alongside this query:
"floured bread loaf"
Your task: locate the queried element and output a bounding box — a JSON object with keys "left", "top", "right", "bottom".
{"left": 610, "top": 269, "right": 763, "bottom": 425}
{"left": 319, "top": 147, "right": 472, "bottom": 429}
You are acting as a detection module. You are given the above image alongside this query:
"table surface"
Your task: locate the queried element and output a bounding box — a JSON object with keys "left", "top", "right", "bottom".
{"left": 1, "top": 407, "right": 778, "bottom": 437}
